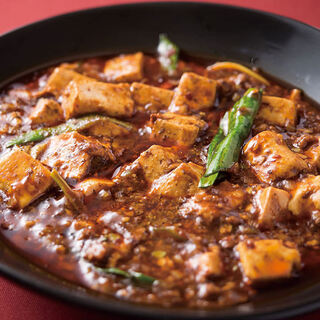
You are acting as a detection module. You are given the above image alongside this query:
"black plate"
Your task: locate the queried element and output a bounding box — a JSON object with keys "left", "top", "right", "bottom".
{"left": 0, "top": 2, "right": 320, "bottom": 319}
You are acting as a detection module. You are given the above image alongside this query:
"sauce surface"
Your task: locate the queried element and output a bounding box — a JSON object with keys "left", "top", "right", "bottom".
{"left": 0, "top": 50, "right": 320, "bottom": 309}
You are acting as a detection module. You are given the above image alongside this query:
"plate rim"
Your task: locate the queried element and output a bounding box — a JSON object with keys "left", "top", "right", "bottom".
{"left": 0, "top": 2, "right": 320, "bottom": 319}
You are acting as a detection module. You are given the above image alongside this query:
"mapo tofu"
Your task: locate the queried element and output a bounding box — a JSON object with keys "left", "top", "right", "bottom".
{"left": 1, "top": 35, "right": 320, "bottom": 310}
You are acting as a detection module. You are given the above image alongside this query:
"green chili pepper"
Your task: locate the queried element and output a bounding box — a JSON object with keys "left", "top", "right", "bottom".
{"left": 98, "top": 267, "right": 156, "bottom": 285}
{"left": 157, "top": 34, "right": 179, "bottom": 75}
{"left": 6, "top": 114, "right": 132, "bottom": 147}
{"left": 51, "top": 169, "right": 83, "bottom": 212}
{"left": 129, "top": 271, "right": 156, "bottom": 285}
{"left": 205, "top": 129, "right": 244, "bottom": 175}
{"left": 199, "top": 128, "right": 225, "bottom": 187}
{"left": 200, "top": 88, "right": 262, "bottom": 187}
{"left": 199, "top": 172, "right": 219, "bottom": 188}
{"left": 219, "top": 111, "right": 230, "bottom": 136}
{"left": 101, "top": 267, "right": 130, "bottom": 278}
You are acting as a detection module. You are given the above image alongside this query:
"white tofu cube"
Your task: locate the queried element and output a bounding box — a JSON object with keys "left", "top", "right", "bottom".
{"left": 170, "top": 72, "right": 217, "bottom": 113}
{"left": 256, "top": 187, "right": 290, "bottom": 228}
{"left": 61, "top": 78, "right": 134, "bottom": 119}
{"left": 120, "top": 145, "right": 179, "bottom": 184}
{"left": 29, "top": 98, "right": 64, "bottom": 126}
{"left": 104, "top": 52, "right": 144, "bottom": 82}
{"left": 288, "top": 175, "right": 320, "bottom": 216}
{"left": 44, "top": 66, "right": 90, "bottom": 97}
{"left": 151, "top": 112, "right": 207, "bottom": 146}
{"left": 187, "top": 246, "right": 223, "bottom": 281}
{"left": 257, "top": 96, "right": 297, "bottom": 129}
{"left": 130, "top": 82, "right": 173, "bottom": 109}
{"left": 243, "top": 131, "right": 308, "bottom": 183}
{"left": 149, "top": 162, "right": 204, "bottom": 198}
{"left": 0, "top": 149, "right": 52, "bottom": 209}
{"left": 36, "top": 132, "right": 112, "bottom": 183}
{"left": 236, "top": 239, "right": 301, "bottom": 283}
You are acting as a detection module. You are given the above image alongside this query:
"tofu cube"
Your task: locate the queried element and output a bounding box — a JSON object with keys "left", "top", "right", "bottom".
{"left": 187, "top": 246, "right": 223, "bottom": 281}
{"left": 130, "top": 82, "right": 174, "bottom": 109}
{"left": 120, "top": 145, "right": 179, "bottom": 183}
{"left": 180, "top": 182, "right": 245, "bottom": 224}
{"left": 236, "top": 239, "right": 301, "bottom": 283}
{"left": 86, "top": 118, "right": 131, "bottom": 138}
{"left": 44, "top": 67, "right": 90, "bottom": 97}
{"left": 151, "top": 112, "right": 207, "bottom": 146}
{"left": 36, "top": 132, "right": 112, "bottom": 183}
{"left": 256, "top": 187, "right": 290, "bottom": 228}
{"left": 0, "top": 149, "right": 52, "bottom": 209}
{"left": 257, "top": 96, "right": 297, "bottom": 129}
{"left": 243, "top": 131, "right": 308, "bottom": 183}
{"left": 75, "top": 178, "right": 113, "bottom": 197}
{"left": 103, "top": 52, "right": 144, "bottom": 82}
{"left": 61, "top": 78, "right": 134, "bottom": 119}
{"left": 288, "top": 175, "right": 320, "bottom": 216}
{"left": 29, "top": 98, "right": 64, "bottom": 126}
{"left": 149, "top": 162, "right": 204, "bottom": 198}
{"left": 304, "top": 139, "right": 320, "bottom": 169}
{"left": 170, "top": 72, "right": 217, "bottom": 113}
